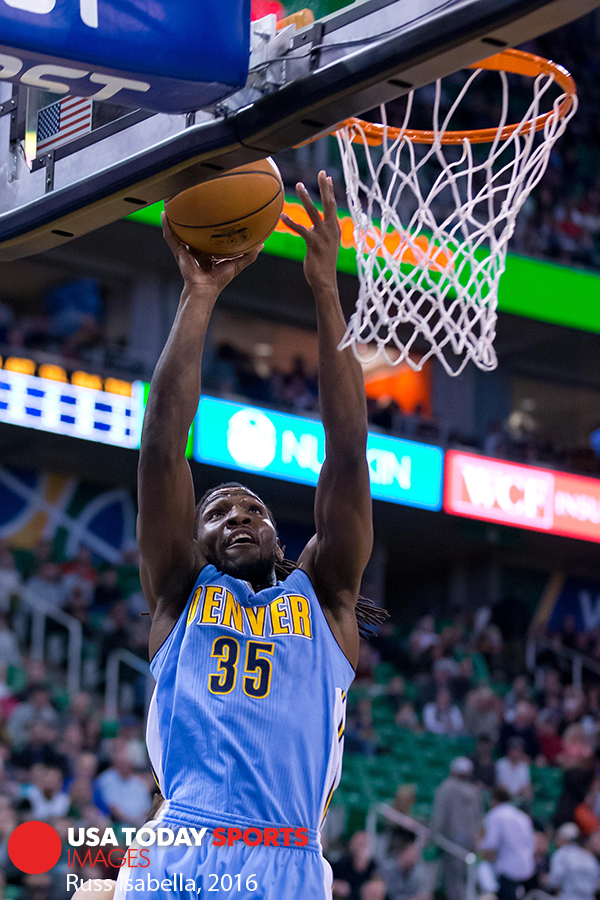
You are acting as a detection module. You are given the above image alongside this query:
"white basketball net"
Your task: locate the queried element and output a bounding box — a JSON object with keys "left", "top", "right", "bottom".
{"left": 335, "top": 65, "right": 577, "bottom": 376}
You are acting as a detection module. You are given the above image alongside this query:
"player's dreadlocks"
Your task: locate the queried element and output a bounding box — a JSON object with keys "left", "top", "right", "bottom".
{"left": 274, "top": 556, "right": 388, "bottom": 639}
{"left": 197, "top": 482, "right": 389, "bottom": 640}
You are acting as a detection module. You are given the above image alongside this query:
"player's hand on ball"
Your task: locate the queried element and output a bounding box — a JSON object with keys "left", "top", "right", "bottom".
{"left": 281, "top": 170, "right": 341, "bottom": 291}
{"left": 162, "top": 212, "right": 263, "bottom": 297}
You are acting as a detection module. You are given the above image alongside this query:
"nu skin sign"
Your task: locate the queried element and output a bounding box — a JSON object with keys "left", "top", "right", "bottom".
{"left": 0, "top": 0, "right": 250, "bottom": 112}
{"left": 195, "top": 397, "right": 444, "bottom": 510}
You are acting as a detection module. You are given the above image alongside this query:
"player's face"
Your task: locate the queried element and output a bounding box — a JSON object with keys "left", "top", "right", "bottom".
{"left": 198, "top": 490, "right": 279, "bottom": 581}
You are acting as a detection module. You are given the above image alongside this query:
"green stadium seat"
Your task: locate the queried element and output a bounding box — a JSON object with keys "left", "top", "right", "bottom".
{"left": 336, "top": 734, "right": 565, "bottom": 841}
{"left": 532, "top": 801, "right": 556, "bottom": 825}
{"left": 374, "top": 662, "right": 398, "bottom": 684}
{"left": 4, "top": 886, "right": 22, "bottom": 900}
{"left": 6, "top": 664, "right": 26, "bottom": 692}
{"left": 412, "top": 801, "right": 433, "bottom": 820}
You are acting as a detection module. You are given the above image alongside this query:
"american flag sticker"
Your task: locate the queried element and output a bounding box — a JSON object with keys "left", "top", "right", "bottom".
{"left": 36, "top": 96, "right": 93, "bottom": 153}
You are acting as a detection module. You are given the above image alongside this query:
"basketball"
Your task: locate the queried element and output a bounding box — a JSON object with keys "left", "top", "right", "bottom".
{"left": 164, "top": 159, "right": 283, "bottom": 258}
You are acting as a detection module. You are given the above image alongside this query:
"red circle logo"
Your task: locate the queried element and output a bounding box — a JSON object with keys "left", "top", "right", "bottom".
{"left": 8, "top": 821, "right": 62, "bottom": 874}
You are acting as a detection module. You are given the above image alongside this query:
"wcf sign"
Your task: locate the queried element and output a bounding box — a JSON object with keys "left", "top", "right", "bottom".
{"left": 445, "top": 451, "right": 600, "bottom": 543}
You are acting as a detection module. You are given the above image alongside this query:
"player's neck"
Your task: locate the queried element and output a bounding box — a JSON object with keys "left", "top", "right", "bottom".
{"left": 246, "top": 573, "right": 277, "bottom": 593}
{"left": 245, "top": 566, "right": 278, "bottom": 592}
{"left": 222, "top": 560, "right": 277, "bottom": 592}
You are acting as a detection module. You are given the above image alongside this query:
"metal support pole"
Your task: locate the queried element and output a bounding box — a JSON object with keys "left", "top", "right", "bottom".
{"left": 22, "top": 589, "right": 82, "bottom": 694}
{"left": 465, "top": 852, "right": 478, "bottom": 900}
{"left": 573, "top": 656, "right": 583, "bottom": 691}
{"left": 67, "top": 617, "right": 83, "bottom": 697}
{"left": 104, "top": 649, "right": 154, "bottom": 720}
{"left": 525, "top": 638, "right": 537, "bottom": 673}
{"left": 31, "top": 609, "right": 46, "bottom": 660}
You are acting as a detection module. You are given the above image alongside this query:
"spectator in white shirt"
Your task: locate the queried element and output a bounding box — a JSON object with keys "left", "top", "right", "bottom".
{"left": 480, "top": 786, "right": 535, "bottom": 900}
{"left": 495, "top": 737, "right": 532, "bottom": 800}
{"left": 423, "top": 688, "right": 464, "bottom": 736}
{"left": 0, "top": 614, "right": 21, "bottom": 667}
{"left": 546, "top": 823, "right": 600, "bottom": 900}
{"left": 24, "top": 764, "right": 71, "bottom": 820}
{"left": 410, "top": 616, "right": 439, "bottom": 657}
{"left": 95, "top": 746, "right": 151, "bottom": 826}
{"left": 0, "top": 545, "right": 22, "bottom": 613}
{"left": 26, "top": 562, "right": 68, "bottom": 609}
{"left": 7, "top": 684, "right": 58, "bottom": 747}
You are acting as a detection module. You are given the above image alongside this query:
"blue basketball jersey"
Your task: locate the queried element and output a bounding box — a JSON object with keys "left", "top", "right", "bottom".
{"left": 146, "top": 564, "right": 354, "bottom": 833}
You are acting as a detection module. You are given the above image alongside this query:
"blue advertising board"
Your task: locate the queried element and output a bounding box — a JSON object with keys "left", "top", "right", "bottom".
{"left": 195, "top": 397, "right": 444, "bottom": 510}
{"left": 0, "top": 0, "right": 250, "bottom": 112}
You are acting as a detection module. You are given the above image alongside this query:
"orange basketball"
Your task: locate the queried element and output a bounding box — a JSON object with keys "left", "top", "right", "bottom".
{"left": 164, "top": 158, "right": 283, "bottom": 258}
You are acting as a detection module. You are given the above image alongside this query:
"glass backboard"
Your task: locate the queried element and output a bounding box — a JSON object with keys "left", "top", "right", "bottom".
{"left": 1, "top": 0, "right": 599, "bottom": 260}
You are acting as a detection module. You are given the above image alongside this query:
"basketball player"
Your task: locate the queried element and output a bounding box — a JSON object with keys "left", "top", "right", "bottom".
{"left": 113, "top": 171, "right": 379, "bottom": 899}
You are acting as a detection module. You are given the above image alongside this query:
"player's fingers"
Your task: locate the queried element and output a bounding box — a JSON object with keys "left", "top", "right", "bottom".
{"left": 190, "top": 249, "right": 216, "bottom": 274}
{"left": 280, "top": 212, "right": 311, "bottom": 239}
{"left": 319, "top": 170, "right": 338, "bottom": 219}
{"left": 234, "top": 243, "right": 264, "bottom": 274}
{"left": 296, "top": 182, "right": 323, "bottom": 228}
{"left": 161, "top": 212, "right": 183, "bottom": 255}
{"left": 161, "top": 213, "right": 205, "bottom": 276}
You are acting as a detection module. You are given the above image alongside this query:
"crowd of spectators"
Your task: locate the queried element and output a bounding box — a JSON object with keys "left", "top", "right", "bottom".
{"left": 514, "top": 20, "right": 600, "bottom": 271}
{"left": 328, "top": 595, "right": 600, "bottom": 900}
{"left": 0, "top": 280, "right": 134, "bottom": 380}
{"left": 330, "top": 783, "right": 600, "bottom": 900}
{"left": 351, "top": 599, "right": 600, "bottom": 777}
{"left": 204, "top": 343, "right": 449, "bottom": 449}
{"left": 5, "top": 531, "right": 600, "bottom": 899}
{"left": 203, "top": 344, "right": 320, "bottom": 414}
{"left": 0, "top": 538, "right": 152, "bottom": 897}
{"left": 323, "top": 15, "right": 600, "bottom": 275}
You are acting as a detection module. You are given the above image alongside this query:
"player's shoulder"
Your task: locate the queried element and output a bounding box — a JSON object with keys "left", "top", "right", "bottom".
{"left": 282, "top": 564, "right": 314, "bottom": 590}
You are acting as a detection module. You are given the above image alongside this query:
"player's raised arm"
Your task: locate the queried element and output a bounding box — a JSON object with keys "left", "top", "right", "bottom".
{"left": 283, "top": 172, "right": 373, "bottom": 669}
{"left": 137, "top": 214, "right": 262, "bottom": 651}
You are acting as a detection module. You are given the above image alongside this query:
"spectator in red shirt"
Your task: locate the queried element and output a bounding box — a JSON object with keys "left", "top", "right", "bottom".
{"left": 538, "top": 717, "right": 563, "bottom": 764}
{"left": 574, "top": 789, "right": 600, "bottom": 838}
{"left": 62, "top": 547, "right": 97, "bottom": 602}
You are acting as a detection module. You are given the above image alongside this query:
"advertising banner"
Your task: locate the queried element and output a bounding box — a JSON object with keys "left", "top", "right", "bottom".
{"left": 445, "top": 451, "right": 600, "bottom": 543}
{"left": 195, "top": 397, "right": 444, "bottom": 510}
{"left": 0, "top": 361, "right": 143, "bottom": 449}
{"left": 0, "top": 464, "right": 136, "bottom": 562}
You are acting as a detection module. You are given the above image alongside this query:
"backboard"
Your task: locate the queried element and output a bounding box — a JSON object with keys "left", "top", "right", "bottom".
{"left": 0, "top": 0, "right": 250, "bottom": 111}
{"left": 1, "top": 0, "right": 600, "bottom": 261}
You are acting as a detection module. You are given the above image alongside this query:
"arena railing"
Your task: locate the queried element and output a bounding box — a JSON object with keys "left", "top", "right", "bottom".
{"left": 104, "top": 648, "right": 154, "bottom": 721}
{"left": 19, "top": 586, "right": 83, "bottom": 696}
{"left": 526, "top": 638, "right": 600, "bottom": 691}
{"left": 366, "top": 803, "right": 477, "bottom": 900}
